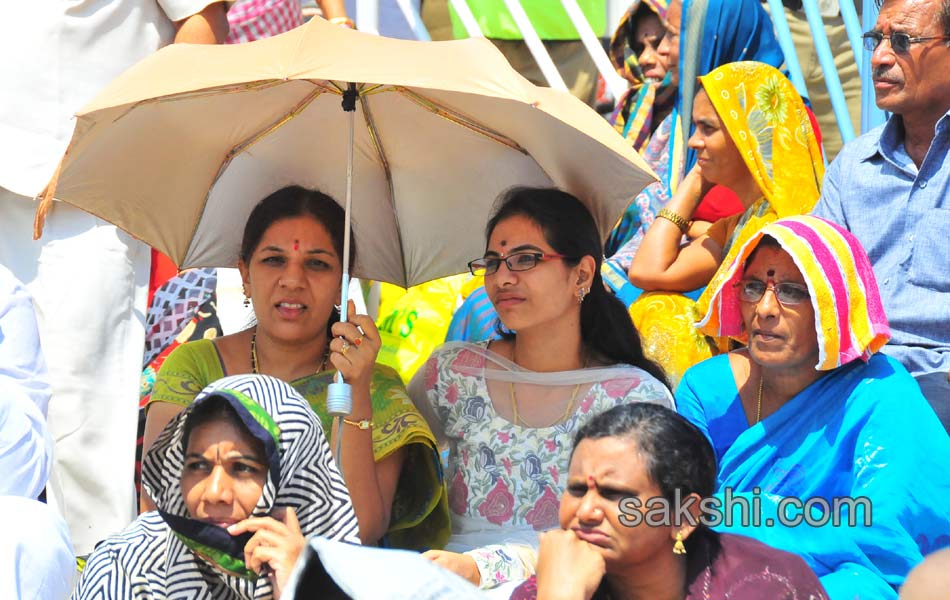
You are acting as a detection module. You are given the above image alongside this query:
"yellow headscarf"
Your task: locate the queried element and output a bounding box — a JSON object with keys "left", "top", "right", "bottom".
{"left": 695, "top": 61, "right": 824, "bottom": 316}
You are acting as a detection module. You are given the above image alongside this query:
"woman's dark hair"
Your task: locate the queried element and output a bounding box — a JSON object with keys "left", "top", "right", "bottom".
{"left": 239, "top": 185, "right": 354, "bottom": 331}
{"left": 485, "top": 187, "right": 668, "bottom": 387}
{"left": 239, "top": 185, "right": 354, "bottom": 267}
{"left": 572, "top": 403, "right": 719, "bottom": 556}
{"left": 742, "top": 234, "right": 782, "bottom": 272}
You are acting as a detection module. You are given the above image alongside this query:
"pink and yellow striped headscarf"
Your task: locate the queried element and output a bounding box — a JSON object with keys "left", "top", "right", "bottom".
{"left": 695, "top": 216, "right": 890, "bottom": 370}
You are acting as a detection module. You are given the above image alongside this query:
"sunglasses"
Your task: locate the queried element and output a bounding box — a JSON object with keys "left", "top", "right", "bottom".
{"left": 735, "top": 278, "right": 810, "bottom": 305}
{"left": 862, "top": 30, "right": 950, "bottom": 53}
{"left": 467, "top": 252, "right": 569, "bottom": 276}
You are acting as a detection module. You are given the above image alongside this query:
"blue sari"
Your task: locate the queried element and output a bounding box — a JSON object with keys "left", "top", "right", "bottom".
{"left": 677, "top": 353, "right": 950, "bottom": 599}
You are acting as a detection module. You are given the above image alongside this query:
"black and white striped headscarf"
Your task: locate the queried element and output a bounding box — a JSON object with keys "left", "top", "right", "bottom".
{"left": 74, "top": 374, "right": 359, "bottom": 599}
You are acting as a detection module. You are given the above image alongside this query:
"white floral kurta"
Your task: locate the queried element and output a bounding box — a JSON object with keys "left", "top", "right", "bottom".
{"left": 418, "top": 342, "right": 672, "bottom": 586}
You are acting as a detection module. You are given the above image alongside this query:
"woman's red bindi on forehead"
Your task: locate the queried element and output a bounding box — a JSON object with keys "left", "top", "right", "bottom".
{"left": 293, "top": 240, "right": 299, "bottom": 251}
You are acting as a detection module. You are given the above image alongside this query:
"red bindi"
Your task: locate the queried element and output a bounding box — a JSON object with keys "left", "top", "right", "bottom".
{"left": 293, "top": 240, "right": 300, "bottom": 251}
{"left": 587, "top": 475, "right": 596, "bottom": 488}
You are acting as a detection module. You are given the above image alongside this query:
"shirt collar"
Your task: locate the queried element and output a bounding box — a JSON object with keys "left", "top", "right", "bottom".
{"left": 860, "top": 110, "right": 950, "bottom": 168}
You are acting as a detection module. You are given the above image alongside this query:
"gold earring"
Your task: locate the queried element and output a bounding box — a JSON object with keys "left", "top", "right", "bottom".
{"left": 673, "top": 531, "right": 686, "bottom": 555}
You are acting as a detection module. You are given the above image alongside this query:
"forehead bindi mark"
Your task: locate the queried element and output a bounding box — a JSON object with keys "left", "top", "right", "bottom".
{"left": 587, "top": 475, "right": 596, "bottom": 488}
{"left": 293, "top": 240, "right": 300, "bottom": 251}
{"left": 767, "top": 269, "right": 775, "bottom": 278}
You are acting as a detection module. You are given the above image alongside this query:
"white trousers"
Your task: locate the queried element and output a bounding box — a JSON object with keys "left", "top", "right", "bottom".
{"left": 0, "top": 189, "right": 148, "bottom": 555}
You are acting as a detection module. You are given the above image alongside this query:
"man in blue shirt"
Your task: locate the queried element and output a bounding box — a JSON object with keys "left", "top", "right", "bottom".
{"left": 812, "top": 0, "right": 950, "bottom": 427}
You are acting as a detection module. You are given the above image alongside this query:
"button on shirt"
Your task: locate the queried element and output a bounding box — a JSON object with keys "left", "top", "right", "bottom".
{"left": 813, "top": 112, "right": 950, "bottom": 376}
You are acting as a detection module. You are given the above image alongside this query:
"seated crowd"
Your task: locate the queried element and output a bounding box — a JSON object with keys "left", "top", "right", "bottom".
{"left": 2, "top": 0, "right": 948, "bottom": 599}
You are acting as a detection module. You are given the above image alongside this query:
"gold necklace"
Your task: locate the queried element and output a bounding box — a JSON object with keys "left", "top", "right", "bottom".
{"left": 510, "top": 380, "right": 582, "bottom": 428}
{"left": 509, "top": 345, "right": 585, "bottom": 428}
{"left": 754, "top": 375, "right": 763, "bottom": 424}
{"left": 250, "top": 331, "right": 328, "bottom": 375}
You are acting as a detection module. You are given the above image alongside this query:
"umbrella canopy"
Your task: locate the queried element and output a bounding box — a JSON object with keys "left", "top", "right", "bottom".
{"left": 36, "top": 17, "right": 657, "bottom": 288}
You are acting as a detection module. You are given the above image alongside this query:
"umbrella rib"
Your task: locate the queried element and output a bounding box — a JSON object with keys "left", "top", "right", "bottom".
{"left": 186, "top": 86, "right": 328, "bottom": 266}
{"left": 212, "top": 86, "right": 327, "bottom": 187}
{"left": 357, "top": 91, "right": 408, "bottom": 284}
{"left": 358, "top": 93, "right": 394, "bottom": 198}
{"left": 112, "top": 80, "right": 287, "bottom": 123}
{"left": 394, "top": 87, "right": 528, "bottom": 154}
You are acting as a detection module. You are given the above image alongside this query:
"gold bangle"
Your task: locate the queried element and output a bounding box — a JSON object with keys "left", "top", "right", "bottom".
{"left": 342, "top": 417, "right": 372, "bottom": 430}
{"left": 656, "top": 208, "right": 690, "bottom": 234}
{"left": 329, "top": 16, "right": 356, "bottom": 28}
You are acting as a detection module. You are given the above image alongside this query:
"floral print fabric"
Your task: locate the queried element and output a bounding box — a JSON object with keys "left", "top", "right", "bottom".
{"left": 416, "top": 342, "right": 672, "bottom": 586}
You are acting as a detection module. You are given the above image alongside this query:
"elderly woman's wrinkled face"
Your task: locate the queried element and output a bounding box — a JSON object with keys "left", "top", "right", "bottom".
{"left": 559, "top": 437, "right": 683, "bottom": 574}
{"left": 631, "top": 10, "right": 667, "bottom": 81}
{"left": 740, "top": 246, "right": 819, "bottom": 372}
{"left": 181, "top": 418, "right": 267, "bottom": 528}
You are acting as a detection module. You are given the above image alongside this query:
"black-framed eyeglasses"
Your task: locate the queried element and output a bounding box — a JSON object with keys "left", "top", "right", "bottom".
{"left": 862, "top": 30, "right": 950, "bottom": 53}
{"left": 467, "top": 252, "right": 569, "bottom": 276}
{"left": 734, "top": 279, "right": 810, "bottom": 305}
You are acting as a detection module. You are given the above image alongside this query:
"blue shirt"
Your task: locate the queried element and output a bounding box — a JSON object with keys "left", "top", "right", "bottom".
{"left": 813, "top": 113, "right": 950, "bottom": 377}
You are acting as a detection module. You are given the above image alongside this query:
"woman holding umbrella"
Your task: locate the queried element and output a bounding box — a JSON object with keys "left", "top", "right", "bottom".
{"left": 144, "top": 186, "right": 449, "bottom": 549}
{"left": 409, "top": 187, "right": 673, "bottom": 589}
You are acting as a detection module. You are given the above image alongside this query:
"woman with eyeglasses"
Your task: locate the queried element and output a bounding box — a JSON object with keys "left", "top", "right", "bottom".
{"left": 676, "top": 215, "right": 950, "bottom": 599}
{"left": 408, "top": 187, "right": 673, "bottom": 592}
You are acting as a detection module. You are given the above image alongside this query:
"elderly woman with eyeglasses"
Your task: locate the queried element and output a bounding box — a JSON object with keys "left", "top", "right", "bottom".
{"left": 407, "top": 187, "right": 673, "bottom": 592}
{"left": 676, "top": 216, "right": 950, "bottom": 600}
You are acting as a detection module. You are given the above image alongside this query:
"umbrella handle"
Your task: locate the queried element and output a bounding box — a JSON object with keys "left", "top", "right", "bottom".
{"left": 328, "top": 276, "right": 353, "bottom": 417}
{"left": 327, "top": 381, "right": 352, "bottom": 416}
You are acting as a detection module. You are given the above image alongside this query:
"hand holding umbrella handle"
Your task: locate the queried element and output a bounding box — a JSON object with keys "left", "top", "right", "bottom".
{"left": 328, "top": 275, "right": 354, "bottom": 418}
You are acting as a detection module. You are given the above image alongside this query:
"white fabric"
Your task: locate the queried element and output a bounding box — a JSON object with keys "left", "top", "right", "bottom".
{"left": 0, "top": 1, "right": 222, "bottom": 553}
{"left": 0, "top": 497, "right": 75, "bottom": 600}
{"left": 285, "top": 535, "right": 484, "bottom": 600}
{"left": 0, "top": 380, "right": 54, "bottom": 499}
{"left": 0, "top": 264, "right": 51, "bottom": 415}
{"left": 0, "top": 195, "right": 150, "bottom": 554}
{"left": 0, "top": 1, "right": 220, "bottom": 197}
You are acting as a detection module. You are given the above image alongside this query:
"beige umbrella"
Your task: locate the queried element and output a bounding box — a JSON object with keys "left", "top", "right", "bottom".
{"left": 34, "top": 16, "right": 658, "bottom": 439}
{"left": 35, "top": 16, "right": 656, "bottom": 290}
